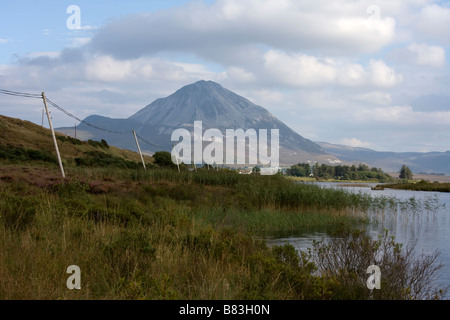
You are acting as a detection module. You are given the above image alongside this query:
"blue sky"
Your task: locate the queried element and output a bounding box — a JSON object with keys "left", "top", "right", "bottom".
{"left": 0, "top": 1, "right": 194, "bottom": 63}
{"left": 1, "top": 0, "right": 449, "bottom": 153}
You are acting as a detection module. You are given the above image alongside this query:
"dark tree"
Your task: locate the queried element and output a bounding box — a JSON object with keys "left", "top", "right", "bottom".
{"left": 399, "top": 165, "right": 413, "bottom": 180}
{"left": 252, "top": 166, "right": 261, "bottom": 175}
{"left": 153, "top": 151, "right": 176, "bottom": 168}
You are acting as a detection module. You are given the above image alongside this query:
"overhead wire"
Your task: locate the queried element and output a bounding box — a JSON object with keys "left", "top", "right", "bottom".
{"left": 0, "top": 89, "right": 42, "bottom": 99}
{"left": 134, "top": 132, "right": 163, "bottom": 148}
{"left": 0, "top": 88, "right": 164, "bottom": 149}
{"left": 45, "top": 97, "right": 129, "bottom": 135}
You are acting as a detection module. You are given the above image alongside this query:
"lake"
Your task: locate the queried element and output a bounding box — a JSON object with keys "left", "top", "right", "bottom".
{"left": 268, "top": 181, "right": 450, "bottom": 299}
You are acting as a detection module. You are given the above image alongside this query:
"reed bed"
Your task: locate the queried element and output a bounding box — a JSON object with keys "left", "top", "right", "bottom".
{"left": 1, "top": 165, "right": 445, "bottom": 299}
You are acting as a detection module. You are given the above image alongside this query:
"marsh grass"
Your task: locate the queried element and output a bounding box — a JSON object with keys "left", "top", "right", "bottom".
{"left": 0, "top": 165, "right": 445, "bottom": 299}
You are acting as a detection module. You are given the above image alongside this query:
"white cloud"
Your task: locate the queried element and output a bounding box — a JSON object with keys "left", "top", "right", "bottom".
{"left": 368, "top": 59, "right": 403, "bottom": 87}
{"left": 263, "top": 50, "right": 336, "bottom": 86}
{"left": 352, "top": 91, "right": 392, "bottom": 105}
{"left": 389, "top": 42, "right": 446, "bottom": 68}
{"left": 416, "top": 4, "right": 450, "bottom": 44}
{"left": 79, "top": 25, "right": 99, "bottom": 31}
{"left": 223, "top": 67, "right": 256, "bottom": 83}
{"left": 356, "top": 105, "right": 414, "bottom": 123}
{"left": 341, "top": 138, "right": 373, "bottom": 148}
{"left": 262, "top": 51, "right": 402, "bottom": 88}
{"left": 68, "top": 37, "right": 92, "bottom": 48}
{"left": 83, "top": 55, "right": 213, "bottom": 83}
{"left": 0, "top": 38, "right": 8, "bottom": 45}
{"left": 90, "top": 0, "right": 397, "bottom": 61}
{"left": 221, "top": 1, "right": 245, "bottom": 20}
{"left": 354, "top": 105, "right": 450, "bottom": 126}
{"left": 407, "top": 42, "right": 446, "bottom": 67}
{"left": 25, "top": 51, "right": 61, "bottom": 59}
{"left": 246, "top": 89, "right": 284, "bottom": 106}
{"left": 85, "top": 55, "right": 133, "bottom": 82}
{"left": 337, "top": 63, "right": 367, "bottom": 86}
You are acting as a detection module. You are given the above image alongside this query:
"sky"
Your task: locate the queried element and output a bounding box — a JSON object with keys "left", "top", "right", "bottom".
{"left": 0, "top": 0, "right": 449, "bottom": 153}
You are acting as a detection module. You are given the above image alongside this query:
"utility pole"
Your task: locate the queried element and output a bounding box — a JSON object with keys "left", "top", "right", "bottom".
{"left": 42, "top": 92, "right": 65, "bottom": 179}
{"left": 172, "top": 144, "right": 180, "bottom": 173}
{"left": 132, "top": 130, "right": 146, "bottom": 171}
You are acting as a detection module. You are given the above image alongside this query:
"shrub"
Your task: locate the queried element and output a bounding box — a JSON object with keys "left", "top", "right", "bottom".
{"left": 75, "top": 151, "right": 139, "bottom": 169}
{"left": 307, "top": 228, "right": 446, "bottom": 299}
{"left": 88, "top": 139, "right": 109, "bottom": 149}
{"left": 0, "top": 144, "right": 57, "bottom": 163}
{"left": 153, "top": 151, "right": 177, "bottom": 168}
{"left": 57, "top": 135, "right": 82, "bottom": 145}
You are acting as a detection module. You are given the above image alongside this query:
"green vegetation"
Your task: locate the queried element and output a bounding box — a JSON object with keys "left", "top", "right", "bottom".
{"left": 87, "top": 138, "right": 109, "bottom": 149}
{"left": 152, "top": 151, "right": 178, "bottom": 169}
{"left": 399, "top": 165, "right": 413, "bottom": 180}
{"left": 75, "top": 151, "right": 141, "bottom": 169}
{"left": 308, "top": 228, "right": 444, "bottom": 300}
{"left": 0, "top": 115, "right": 446, "bottom": 300}
{"left": 376, "top": 180, "right": 450, "bottom": 193}
{"left": 1, "top": 163, "right": 446, "bottom": 299}
{"left": 57, "top": 135, "right": 82, "bottom": 145}
{"left": 0, "top": 143, "right": 57, "bottom": 163}
{"left": 0, "top": 115, "right": 153, "bottom": 167}
{"left": 286, "top": 162, "right": 395, "bottom": 182}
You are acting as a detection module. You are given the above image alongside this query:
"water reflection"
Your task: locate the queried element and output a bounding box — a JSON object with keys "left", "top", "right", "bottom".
{"left": 268, "top": 182, "right": 450, "bottom": 299}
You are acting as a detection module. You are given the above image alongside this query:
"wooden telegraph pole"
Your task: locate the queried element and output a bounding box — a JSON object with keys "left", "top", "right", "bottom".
{"left": 42, "top": 92, "right": 65, "bottom": 179}
{"left": 133, "top": 130, "right": 146, "bottom": 171}
{"left": 172, "top": 144, "right": 180, "bottom": 173}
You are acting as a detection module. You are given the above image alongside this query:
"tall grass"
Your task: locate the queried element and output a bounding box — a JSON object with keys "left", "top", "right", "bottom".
{"left": 1, "top": 165, "right": 445, "bottom": 299}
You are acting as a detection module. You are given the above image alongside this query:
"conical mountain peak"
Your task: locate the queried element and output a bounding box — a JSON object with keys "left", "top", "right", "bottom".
{"left": 128, "top": 80, "right": 268, "bottom": 128}
{"left": 69, "top": 80, "right": 333, "bottom": 164}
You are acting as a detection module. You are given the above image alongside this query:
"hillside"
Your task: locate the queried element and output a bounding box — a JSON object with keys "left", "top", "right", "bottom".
{"left": 317, "top": 141, "right": 450, "bottom": 176}
{"left": 0, "top": 114, "right": 152, "bottom": 173}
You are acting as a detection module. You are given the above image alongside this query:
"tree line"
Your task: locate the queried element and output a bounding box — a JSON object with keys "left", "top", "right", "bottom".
{"left": 286, "top": 162, "right": 395, "bottom": 182}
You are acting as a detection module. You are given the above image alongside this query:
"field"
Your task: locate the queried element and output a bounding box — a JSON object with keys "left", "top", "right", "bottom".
{"left": 0, "top": 115, "right": 446, "bottom": 300}
{"left": 377, "top": 180, "right": 450, "bottom": 192}
{"left": 387, "top": 172, "right": 450, "bottom": 183}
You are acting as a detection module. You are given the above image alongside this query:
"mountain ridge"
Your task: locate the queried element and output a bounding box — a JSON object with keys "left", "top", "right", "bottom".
{"left": 317, "top": 141, "right": 450, "bottom": 175}
{"left": 58, "top": 80, "right": 338, "bottom": 166}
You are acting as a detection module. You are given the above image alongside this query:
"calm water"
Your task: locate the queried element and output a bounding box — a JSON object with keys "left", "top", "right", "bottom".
{"left": 269, "top": 182, "right": 450, "bottom": 299}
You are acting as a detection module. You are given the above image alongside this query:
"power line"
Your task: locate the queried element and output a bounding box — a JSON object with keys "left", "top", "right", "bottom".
{"left": 45, "top": 97, "right": 164, "bottom": 148}
{"left": 45, "top": 97, "right": 128, "bottom": 135}
{"left": 135, "top": 132, "right": 163, "bottom": 148}
{"left": 0, "top": 89, "right": 41, "bottom": 99}
{"left": 1, "top": 88, "right": 164, "bottom": 149}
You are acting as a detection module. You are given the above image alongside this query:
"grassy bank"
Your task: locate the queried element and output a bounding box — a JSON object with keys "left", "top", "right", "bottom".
{"left": 1, "top": 163, "right": 446, "bottom": 299}
{"left": 0, "top": 165, "right": 355, "bottom": 299}
{"left": 287, "top": 176, "right": 390, "bottom": 184}
{"left": 376, "top": 180, "right": 450, "bottom": 193}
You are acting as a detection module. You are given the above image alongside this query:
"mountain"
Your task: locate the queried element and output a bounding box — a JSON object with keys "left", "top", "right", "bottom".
{"left": 317, "top": 141, "right": 450, "bottom": 175}
{"left": 58, "top": 80, "right": 338, "bottom": 166}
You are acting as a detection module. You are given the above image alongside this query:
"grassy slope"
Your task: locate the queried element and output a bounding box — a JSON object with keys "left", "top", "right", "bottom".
{"left": 0, "top": 115, "right": 153, "bottom": 166}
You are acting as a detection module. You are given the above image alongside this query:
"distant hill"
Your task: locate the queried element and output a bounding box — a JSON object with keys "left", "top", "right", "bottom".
{"left": 317, "top": 141, "right": 450, "bottom": 175}
{"left": 0, "top": 114, "right": 152, "bottom": 168}
{"left": 58, "top": 80, "right": 339, "bottom": 166}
